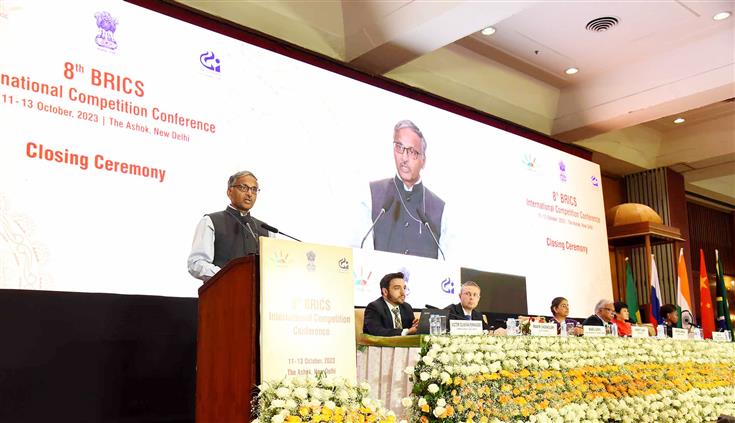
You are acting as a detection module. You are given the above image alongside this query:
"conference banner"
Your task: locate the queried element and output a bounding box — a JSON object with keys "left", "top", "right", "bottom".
{"left": 259, "top": 238, "right": 356, "bottom": 382}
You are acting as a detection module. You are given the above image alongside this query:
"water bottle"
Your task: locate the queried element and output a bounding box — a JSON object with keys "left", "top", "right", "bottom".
{"left": 657, "top": 324, "right": 666, "bottom": 339}
{"left": 610, "top": 324, "right": 618, "bottom": 337}
{"left": 560, "top": 323, "right": 568, "bottom": 337}
{"left": 693, "top": 327, "right": 702, "bottom": 340}
{"left": 429, "top": 315, "right": 440, "bottom": 336}
{"left": 506, "top": 318, "right": 518, "bottom": 336}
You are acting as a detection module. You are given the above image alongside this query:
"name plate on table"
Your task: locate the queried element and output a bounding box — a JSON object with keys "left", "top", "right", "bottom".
{"left": 449, "top": 320, "right": 483, "bottom": 335}
{"left": 631, "top": 326, "right": 649, "bottom": 338}
{"left": 712, "top": 332, "right": 729, "bottom": 342}
{"left": 672, "top": 328, "right": 688, "bottom": 340}
{"left": 583, "top": 326, "right": 606, "bottom": 337}
{"left": 530, "top": 322, "right": 557, "bottom": 336}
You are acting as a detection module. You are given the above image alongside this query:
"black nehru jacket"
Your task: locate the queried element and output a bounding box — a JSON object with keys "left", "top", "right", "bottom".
{"left": 369, "top": 176, "right": 445, "bottom": 259}
{"left": 208, "top": 207, "right": 269, "bottom": 267}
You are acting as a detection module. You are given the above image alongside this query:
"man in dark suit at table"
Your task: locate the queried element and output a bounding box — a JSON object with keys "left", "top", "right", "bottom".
{"left": 582, "top": 299, "right": 615, "bottom": 327}
{"left": 363, "top": 272, "right": 418, "bottom": 336}
{"left": 444, "top": 281, "right": 489, "bottom": 331}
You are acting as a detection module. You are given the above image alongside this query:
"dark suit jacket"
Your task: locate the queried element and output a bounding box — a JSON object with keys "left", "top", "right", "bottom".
{"left": 582, "top": 314, "right": 606, "bottom": 326}
{"left": 444, "top": 303, "right": 489, "bottom": 331}
{"left": 363, "top": 297, "right": 415, "bottom": 337}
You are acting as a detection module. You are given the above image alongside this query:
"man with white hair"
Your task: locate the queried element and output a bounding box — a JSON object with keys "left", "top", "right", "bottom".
{"left": 582, "top": 299, "right": 615, "bottom": 326}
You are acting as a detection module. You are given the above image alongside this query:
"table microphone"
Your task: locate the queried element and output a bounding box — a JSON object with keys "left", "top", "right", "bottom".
{"left": 416, "top": 208, "right": 445, "bottom": 260}
{"left": 360, "top": 197, "right": 395, "bottom": 248}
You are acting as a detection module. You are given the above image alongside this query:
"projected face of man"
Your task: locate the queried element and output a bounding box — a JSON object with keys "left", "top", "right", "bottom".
{"left": 393, "top": 127, "right": 425, "bottom": 189}
{"left": 227, "top": 174, "right": 259, "bottom": 213}
{"left": 381, "top": 277, "right": 406, "bottom": 306}
{"left": 459, "top": 285, "right": 481, "bottom": 312}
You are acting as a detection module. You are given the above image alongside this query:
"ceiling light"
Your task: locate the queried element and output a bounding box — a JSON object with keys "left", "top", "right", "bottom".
{"left": 565, "top": 67, "right": 579, "bottom": 75}
{"left": 673, "top": 117, "right": 685, "bottom": 124}
{"left": 713, "top": 11, "right": 731, "bottom": 21}
{"left": 481, "top": 26, "right": 496, "bottom": 36}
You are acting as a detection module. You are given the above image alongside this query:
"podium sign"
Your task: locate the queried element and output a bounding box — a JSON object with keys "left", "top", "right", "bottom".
{"left": 260, "top": 238, "right": 356, "bottom": 382}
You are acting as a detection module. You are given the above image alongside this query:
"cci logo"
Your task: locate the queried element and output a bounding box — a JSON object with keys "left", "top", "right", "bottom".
{"left": 200, "top": 51, "right": 221, "bottom": 72}
{"left": 353, "top": 267, "right": 371, "bottom": 286}
{"left": 440, "top": 277, "right": 454, "bottom": 294}
{"left": 522, "top": 154, "right": 537, "bottom": 171}
{"left": 591, "top": 176, "right": 599, "bottom": 187}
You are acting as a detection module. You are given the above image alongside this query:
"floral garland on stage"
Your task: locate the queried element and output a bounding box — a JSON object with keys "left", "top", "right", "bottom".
{"left": 253, "top": 374, "right": 396, "bottom": 423}
{"left": 402, "top": 335, "right": 735, "bottom": 422}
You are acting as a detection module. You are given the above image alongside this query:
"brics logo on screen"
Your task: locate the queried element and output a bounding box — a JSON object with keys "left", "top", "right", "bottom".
{"left": 441, "top": 278, "right": 454, "bottom": 294}
{"left": 200, "top": 51, "right": 221, "bottom": 73}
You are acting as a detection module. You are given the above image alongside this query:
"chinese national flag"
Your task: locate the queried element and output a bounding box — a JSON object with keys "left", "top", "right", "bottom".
{"left": 699, "top": 249, "right": 716, "bottom": 339}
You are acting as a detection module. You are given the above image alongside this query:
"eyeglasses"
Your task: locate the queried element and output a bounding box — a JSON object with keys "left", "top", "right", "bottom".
{"left": 231, "top": 184, "right": 260, "bottom": 194}
{"left": 602, "top": 308, "right": 615, "bottom": 313}
{"left": 393, "top": 142, "right": 423, "bottom": 160}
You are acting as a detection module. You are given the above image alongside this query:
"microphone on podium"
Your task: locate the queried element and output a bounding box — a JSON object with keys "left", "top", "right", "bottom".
{"left": 416, "top": 208, "right": 445, "bottom": 260}
{"left": 360, "top": 197, "right": 395, "bottom": 248}
{"left": 260, "top": 222, "right": 302, "bottom": 242}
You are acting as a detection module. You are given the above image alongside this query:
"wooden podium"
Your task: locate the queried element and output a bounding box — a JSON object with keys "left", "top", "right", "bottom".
{"left": 196, "top": 255, "right": 260, "bottom": 423}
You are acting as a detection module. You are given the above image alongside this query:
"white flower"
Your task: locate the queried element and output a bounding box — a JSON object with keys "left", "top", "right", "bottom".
{"left": 433, "top": 406, "right": 446, "bottom": 417}
{"left": 272, "top": 415, "right": 284, "bottom": 423}
{"left": 275, "top": 386, "right": 290, "bottom": 398}
{"left": 401, "top": 397, "right": 412, "bottom": 408}
{"left": 436, "top": 398, "right": 446, "bottom": 407}
{"left": 419, "top": 372, "right": 430, "bottom": 381}
{"left": 418, "top": 397, "right": 427, "bottom": 407}
{"left": 403, "top": 366, "right": 414, "bottom": 375}
{"left": 427, "top": 384, "right": 439, "bottom": 394}
{"left": 269, "top": 399, "right": 286, "bottom": 409}
{"left": 293, "top": 387, "right": 308, "bottom": 400}
{"left": 439, "top": 371, "right": 451, "bottom": 384}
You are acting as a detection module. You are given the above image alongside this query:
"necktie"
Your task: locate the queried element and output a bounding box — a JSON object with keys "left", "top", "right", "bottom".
{"left": 392, "top": 307, "right": 402, "bottom": 329}
{"left": 465, "top": 315, "right": 471, "bottom": 320}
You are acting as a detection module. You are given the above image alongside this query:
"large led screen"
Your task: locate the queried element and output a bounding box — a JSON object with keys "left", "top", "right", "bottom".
{"left": 0, "top": 0, "right": 612, "bottom": 316}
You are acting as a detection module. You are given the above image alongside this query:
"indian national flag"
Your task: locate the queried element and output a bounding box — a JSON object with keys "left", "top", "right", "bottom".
{"left": 676, "top": 248, "right": 694, "bottom": 328}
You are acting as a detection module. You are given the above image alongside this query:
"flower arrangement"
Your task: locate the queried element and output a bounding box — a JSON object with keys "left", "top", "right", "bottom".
{"left": 517, "top": 316, "right": 546, "bottom": 336}
{"left": 403, "top": 335, "right": 735, "bottom": 422}
{"left": 253, "top": 374, "right": 397, "bottom": 423}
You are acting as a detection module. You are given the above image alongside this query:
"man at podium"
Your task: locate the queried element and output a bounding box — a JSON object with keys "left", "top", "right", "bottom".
{"left": 360, "top": 120, "right": 450, "bottom": 259}
{"left": 187, "top": 170, "right": 270, "bottom": 282}
{"left": 363, "top": 272, "right": 419, "bottom": 336}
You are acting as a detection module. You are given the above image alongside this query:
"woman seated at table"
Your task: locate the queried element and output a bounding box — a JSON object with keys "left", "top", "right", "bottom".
{"left": 549, "top": 297, "right": 580, "bottom": 335}
{"left": 611, "top": 301, "right": 632, "bottom": 336}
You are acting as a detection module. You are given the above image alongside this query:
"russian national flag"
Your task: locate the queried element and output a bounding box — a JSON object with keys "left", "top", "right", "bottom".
{"left": 649, "top": 254, "right": 662, "bottom": 325}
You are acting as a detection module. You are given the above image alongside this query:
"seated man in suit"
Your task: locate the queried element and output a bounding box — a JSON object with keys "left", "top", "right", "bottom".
{"left": 363, "top": 272, "right": 418, "bottom": 336}
{"left": 444, "top": 281, "right": 489, "bottom": 331}
{"left": 582, "top": 299, "right": 615, "bottom": 327}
